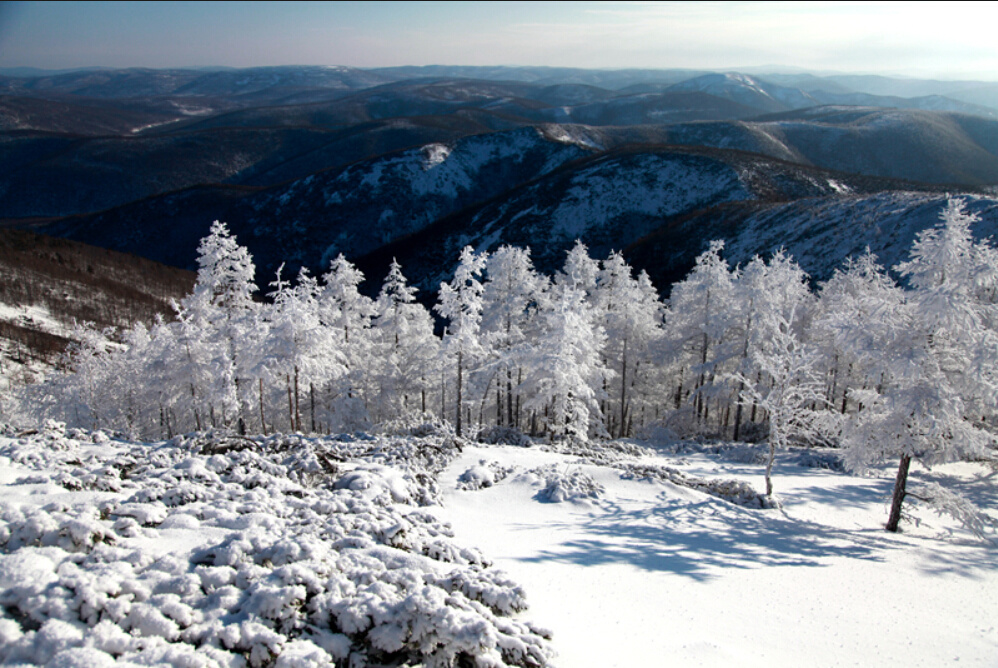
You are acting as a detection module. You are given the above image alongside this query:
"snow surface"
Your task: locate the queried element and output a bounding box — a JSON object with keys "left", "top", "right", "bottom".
{"left": 432, "top": 443, "right": 998, "bottom": 668}
{"left": 0, "top": 424, "right": 995, "bottom": 667}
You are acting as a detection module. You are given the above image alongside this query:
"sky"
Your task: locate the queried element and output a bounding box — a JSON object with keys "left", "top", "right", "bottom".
{"left": 1, "top": 1, "right": 997, "bottom": 80}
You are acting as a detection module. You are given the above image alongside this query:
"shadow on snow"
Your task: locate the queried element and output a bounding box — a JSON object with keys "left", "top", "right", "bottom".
{"left": 518, "top": 493, "right": 894, "bottom": 582}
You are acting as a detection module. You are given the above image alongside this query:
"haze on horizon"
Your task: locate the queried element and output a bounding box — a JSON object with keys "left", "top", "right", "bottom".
{"left": 0, "top": 1, "right": 996, "bottom": 81}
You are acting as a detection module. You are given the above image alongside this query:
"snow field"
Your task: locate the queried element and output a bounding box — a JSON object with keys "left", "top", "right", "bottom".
{"left": 434, "top": 443, "right": 998, "bottom": 668}
{"left": 0, "top": 423, "right": 995, "bottom": 667}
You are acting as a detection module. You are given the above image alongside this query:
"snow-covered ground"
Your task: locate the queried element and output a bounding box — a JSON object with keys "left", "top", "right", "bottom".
{"left": 0, "top": 424, "right": 995, "bottom": 667}
{"left": 434, "top": 443, "right": 998, "bottom": 667}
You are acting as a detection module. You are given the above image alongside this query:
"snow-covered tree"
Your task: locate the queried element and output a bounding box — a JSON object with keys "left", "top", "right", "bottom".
{"left": 480, "top": 246, "right": 546, "bottom": 429}
{"left": 594, "top": 251, "right": 662, "bottom": 437}
{"left": 731, "top": 307, "right": 828, "bottom": 497}
{"left": 264, "top": 266, "right": 345, "bottom": 432}
{"left": 522, "top": 280, "right": 608, "bottom": 440}
{"left": 729, "top": 250, "right": 813, "bottom": 440}
{"left": 521, "top": 243, "right": 609, "bottom": 440}
{"left": 372, "top": 259, "right": 439, "bottom": 422}
{"left": 436, "top": 246, "right": 488, "bottom": 436}
{"left": 319, "top": 254, "right": 376, "bottom": 431}
{"left": 895, "top": 198, "right": 998, "bottom": 421}
{"left": 176, "top": 220, "right": 259, "bottom": 432}
{"left": 665, "top": 240, "right": 737, "bottom": 430}
{"left": 833, "top": 201, "right": 996, "bottom": 532}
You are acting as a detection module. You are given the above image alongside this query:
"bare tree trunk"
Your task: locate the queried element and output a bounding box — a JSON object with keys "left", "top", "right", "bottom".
{"left": 310, "top": 383, "right": 316, "bottom": 434}
{"left": 506, "top": 368, "right": 514, "bottom": 428}
{"left": 516, "top": 368, "right": 523, "bottom": 429}
{"left": 886, "top": 454, "right": 912, "bottom": 532}
{"left": 618, "top": 341, "right": 628, "bottom": 439}
{"left": 286, "top": 375, "right": 294, "bottom": 432}
{"left": 696, "top": 332, "right": 709, "bottom": 419}
{"left": 456, "top": 350, "right": 463, "bottom": 437}
{"left": 294, "top": 367, "right": 301, "bottom": 433}
{"left": 190, "top": 383, "right": 202, "bottom": 432}
{"left": 259, "top": 378, "right": 267, "bottom": 435}
{"left": 732, "top": 381, "right": 746, "bottom": 441}
{"left": 496, "top": 379, "right": 502, "bottom": 427}
{"left": 765, "top": 439, "right": 776, "bottom": 497}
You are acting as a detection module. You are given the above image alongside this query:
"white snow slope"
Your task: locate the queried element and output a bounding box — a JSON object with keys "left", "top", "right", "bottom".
{"left": 0, "top": 425, "right": 995, "bottom": 667}
{"left": 433, "top": 441, "right": 998, "bottom": 668}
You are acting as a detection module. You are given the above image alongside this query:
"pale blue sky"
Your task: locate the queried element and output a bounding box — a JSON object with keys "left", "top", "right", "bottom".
{"left": 1, "top": 1, "right": 996, "bottom": 79}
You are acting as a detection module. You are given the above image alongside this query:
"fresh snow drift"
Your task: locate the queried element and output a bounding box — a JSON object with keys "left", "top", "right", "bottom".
{"left": 0, "top": 424, "right": 995, "bottom": 667}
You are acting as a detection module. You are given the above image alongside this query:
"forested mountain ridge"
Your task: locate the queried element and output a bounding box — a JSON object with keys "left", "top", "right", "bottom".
{"left": 4, "top": 65, "right": 998, "bottom": 379}
{"left": 0, "top": 229, "right": 193, "bottom": 386}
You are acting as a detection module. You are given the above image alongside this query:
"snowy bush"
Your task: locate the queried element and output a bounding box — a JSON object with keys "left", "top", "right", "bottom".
{"left": 540, "top": 438, "right": 653, "bottom": 466}
{"left": 476, "top": 425, "right": 532, "bottom": 447}
{"left": 0, "top": 427, "right": 554, "bottom": 667}
{"left": 787, "top": 447, "right": 845, "bottom": 472}
{"left": 457, "top": 460, "right": 518, "bottom": 491}
{"left": 618, "top": 463, "right": 777, "bottom": 509}
{"left": 520, "top": 465, "right": 605, "bottom": 503}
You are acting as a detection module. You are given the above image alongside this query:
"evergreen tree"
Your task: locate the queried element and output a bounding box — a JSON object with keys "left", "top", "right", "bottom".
{"left": 481, "top": 246, "right": 546, "bottom": 429}
{"left": 372, "top": 259, "right": 439, "bottom": 422}
{"left": 595, "top": 251, "right": 663, "bottom": 438}
{"left": 436, "top": 246, "right": 488, "bottom": 436}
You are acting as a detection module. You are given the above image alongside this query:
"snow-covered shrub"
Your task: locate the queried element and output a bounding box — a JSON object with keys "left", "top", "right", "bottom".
{"left": 0, "top": 429, "right": 554, "bottom": 667}
{"left": 633, "top": 420, "right": 681, "bottom": 446}
{"left": 521, "top": 465, "right": 605, "bottom": 503}
{"left": 378, "top": 412, "right": 455, "bottom": 439}
{"left": 658, "top": 406, "right": 701, "bottom": 439}
{"left": 618, "top": 463, "right": 777, "bottom": 509}
{"left": 788, "top": 447, "right": 845, "bottom": 472}
{"left": 457, "top": 460, "right": 517, "bottom": 491}
{"left": 541, "top": 438, "right": 652, "bottom": 466}
{"left": 476, "top": 425, "right": 532, "bottom": 447}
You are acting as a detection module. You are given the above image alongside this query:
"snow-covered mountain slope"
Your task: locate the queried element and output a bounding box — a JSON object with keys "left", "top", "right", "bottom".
{"left": 34, "top": 127, "right": 596, "bottom": 279}
{"left": 0, "top": 114, "right": 504, "bottom": 218}
{"left": 360, "top": 146, "right": 941, "bottom": 293}
{"left": 542, "top": 91, "right": 762, "bottom": 125}
{"left": 809, "top": 90, "right": 997, "bottom": 117}
{"left": 0, "top": 427, "right": 554, "bottom": 667}
{"left": 433, "top": 441, "right": 997, "bottom": 668}
{"left": 667, "top": 73, "right": 819, "bottom": 114}
{"left": 0, "top": 66, "right": 391, "bottom": 101}
{"left": 0, "top": 230, "right": 193, "bottom": 389}
{"left": 627, "top": 191, "right": 998, "bottom": 292}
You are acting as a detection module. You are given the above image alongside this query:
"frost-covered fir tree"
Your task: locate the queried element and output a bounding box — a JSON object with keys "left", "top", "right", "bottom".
{"left": 594, "top": 251, "right": 662, "bottom": 438}
{"left": 176, "top": 220, "right": 258, "bottom": 432}
{"left": 319, "top": 254, "right": 376, "bottom": 431}
{"left": 480, "top": 245, "right": 546, "bottom": 430}
{"left": 522, "top": 244, "right": 608, "bottom": 440}
{"left": 372, "top": 259, "right": 439, "bottom": 422}
{"left": 436, "top": 246, "right": 488, "bottom": 436}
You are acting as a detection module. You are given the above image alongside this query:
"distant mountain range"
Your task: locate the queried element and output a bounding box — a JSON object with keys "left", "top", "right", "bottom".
{"left": 3, "top": 64, "right": 998, "bottom": 305}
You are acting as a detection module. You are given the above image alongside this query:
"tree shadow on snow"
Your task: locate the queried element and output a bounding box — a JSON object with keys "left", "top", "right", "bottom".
{"left": 517, "top": 495, "right": 896, "bottom": 582}
{"left": 779, "top": 475, "right": 894, "bottom": 511}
